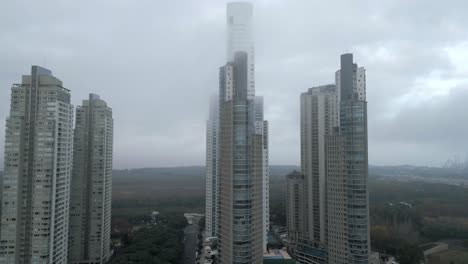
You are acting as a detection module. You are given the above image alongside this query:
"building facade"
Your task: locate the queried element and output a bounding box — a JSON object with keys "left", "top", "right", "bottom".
{"left": 227, "top": 2, "right": 255, "bottom": 100}
{"left": 295, "top": 54, "right": 369, "bottom": 264}
{"left": 285, "top": 171, "right": 306, "bottom": 244}
{"left": 69, "top": 94, "right": 113, "bottom": 264}
{"left": 205, "top": 95, "right": 219, "bottom": 238}
{"left": 326, "top": 54, "right": 370, "bottom": 264}
{"left": 218, "top": 52, "right": 264, "bottom": 264}
{"left": 0, "top": 66, "right": 74, "bottom": 264}
{"left": 208, "top": 3, "right": 269, "bottom": 263}
{"left": 254, "top": 96, "right": 270, "bottom": 253}
{"left": 300, "top": 84, "right": 337, "bottom": 246}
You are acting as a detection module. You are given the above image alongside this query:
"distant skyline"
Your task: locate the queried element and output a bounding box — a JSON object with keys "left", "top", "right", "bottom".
{"left": 1, "top": 0, "right": 468, "bottom": 169}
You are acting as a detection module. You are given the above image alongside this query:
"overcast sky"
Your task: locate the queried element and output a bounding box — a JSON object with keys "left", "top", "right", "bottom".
{"left": 1, "top": 0, "right": 468, "bottom": 169}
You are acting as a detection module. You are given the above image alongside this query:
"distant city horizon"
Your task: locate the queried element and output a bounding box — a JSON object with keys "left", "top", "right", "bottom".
{"left": 0, "top": 1, "right": 467, "bottom": 264}
{"left": 3, "top": 161, "right": 468, "bottom": 172}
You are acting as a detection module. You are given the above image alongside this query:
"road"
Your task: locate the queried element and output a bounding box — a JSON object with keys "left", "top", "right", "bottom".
{"left": 183, "top": 223, "right": 199, "bottom": 264}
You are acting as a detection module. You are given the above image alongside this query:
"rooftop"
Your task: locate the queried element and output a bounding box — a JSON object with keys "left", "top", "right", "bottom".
{"left": 263, "top": 249, "right": 292, "bottom": 261}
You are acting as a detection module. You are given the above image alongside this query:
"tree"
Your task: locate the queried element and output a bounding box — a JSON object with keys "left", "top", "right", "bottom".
{"left": 397, "top": 244, "right": 424, "bottom": 264}
{"left": 110, "top": 213, "right": 187, "bottom": 264}
{"left": 199, "top": 216, "right": 205, "bottom": 232}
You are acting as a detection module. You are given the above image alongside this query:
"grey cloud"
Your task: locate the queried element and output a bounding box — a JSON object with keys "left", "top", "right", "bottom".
{"left": 1, "top": 0, "right": 468, "bottom": 169}
{"left": 372, "top": 87, "right": 468, "bottom": 145}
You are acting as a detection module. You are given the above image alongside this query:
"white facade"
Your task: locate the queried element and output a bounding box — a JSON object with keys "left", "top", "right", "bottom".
{"left": 227, "top": 2, "right": 255, "bottom": 99}
{"left": 300, "top": 85, "right": 337, "bottom": 245}
{"left": 254, "top": 97, "right": 269, "bottom": 253}
{"left": 0, "top": 66, "right": 74, "bottom": 264}
{"left": 334, "top": 66, "right": 366, "bottom": 124}
{"left": 69, "top": 94, "right": 113, "bottom": 264}
{"left": 205, "top": 95, "right": 219, "bottom": 237}
{"left": 223, "top": 65, "right": 234, "bottom": 102}
{"left": 356, "top": 67, "right": 366, "bottom": 100}
{"left": 262, "top": 121, "right": 269, "bottom": 253}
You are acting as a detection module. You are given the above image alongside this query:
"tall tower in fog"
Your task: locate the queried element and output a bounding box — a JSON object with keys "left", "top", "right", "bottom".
{"left": 227, "top": 2, "right": 255, "bottom": 100}
{"left": 227, "top": 2, "right": 269, "bottom": 253}
{"left": 254, "top": 96, "right": 269, "bottom": 253}
{"left": 69, "top": 94, "right": 113, "bottom": 263}
{"left": 0, "top": 66, "right": 74, "bottom": 263}
{"left": 326, "top": 53, "right": 369, "bottom": 264}
{"left": 212, "top": 2, "right": 268, "bottom": 263}
{"left": 205, "top": 95, "right": 219, "bottom": 237}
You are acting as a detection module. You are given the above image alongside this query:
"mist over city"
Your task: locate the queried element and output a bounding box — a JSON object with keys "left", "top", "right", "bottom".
{"left": 0, "top": 1, "right": 468, "bottom": 264}
{"left": 2, "top": 1, "right": 468, "bottom": 169}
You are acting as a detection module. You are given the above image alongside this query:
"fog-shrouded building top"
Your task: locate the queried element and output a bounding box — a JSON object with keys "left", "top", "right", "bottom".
{"left": 0, "top": 66, "right": 74, "bottom": 264}
{"left": 213, "top": 3, "right": 269, "bottom": 263}
{"left": 227, "top": 2, "right": 255, "bottom": 99}
{"left": 205, "top": 94, "right": 219, "bottom": 238}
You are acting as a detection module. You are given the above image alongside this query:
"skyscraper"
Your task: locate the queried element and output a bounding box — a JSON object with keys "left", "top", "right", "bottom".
{"left": 0, "top": 66, "right": 74, "bottom": 263}
{"left": 294, "top": 54, "right": 369, "bottom": 264}
{"left": 254, "top": 96, "right": 270, "bottom": 253}
{"left": 218, "top": 51, "right": 264, "bottom": 264}
{"left": 286, "top": 171, "right": 306, "bottom": 244}
{"left": 227, "top": 2, "right": 255, "bottom": 100}
{"left": 207, "top": 3, "right": 269, "bottom": 263}
{"left": 205, "top": 95, "right": 219, "bottom": 238}
{"left": 300, "top": 85, "right": 337, "bottom": 245}
{"left": 69, "top": 94, "right": 113, "bottom": 264}
{"left": 326, "top": 53, "right": 369, "bottom": 264}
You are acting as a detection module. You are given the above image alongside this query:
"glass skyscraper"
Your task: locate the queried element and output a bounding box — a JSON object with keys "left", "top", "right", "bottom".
{"left": 293, "top": 54, "right": 369, "bottom": 264}
{"left": 326, "top": 54, "right": 370, "bottom": 264}
{"left": 208, "top": 3, "right": 269, "bottom": 263}
{"left": 218, "top": 52, "right": 264, "bottom": 264}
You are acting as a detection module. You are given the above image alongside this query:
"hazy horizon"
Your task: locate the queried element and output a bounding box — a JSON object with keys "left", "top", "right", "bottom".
{"left": 0, "top": 163, "right": 456, "bottom": 172}
{"left": 1, "top": 0, "right": 468, "bottom": 169}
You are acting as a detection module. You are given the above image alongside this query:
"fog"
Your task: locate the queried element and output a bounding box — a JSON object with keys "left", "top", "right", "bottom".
{"left": 1, "top": 0, "right": 468, "bottom": 169}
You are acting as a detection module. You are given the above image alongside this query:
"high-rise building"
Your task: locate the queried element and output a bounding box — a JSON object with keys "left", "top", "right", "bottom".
{"left": 218, "top": 52, "right": 264, "bottom": 264}
{"left": 0, "top": 66, "right": 74, "bottom": 263}
{"left": 326, "top": 53, "right": 369, "bottom": 264}
{"left": 227, "top": 2, "right": 254, "bottom": 100}
{"left": 288, "top": 174, "right": 327, "bottom": 264}
{"left": 286, "top": 171, "right": 306, "bottom": 244}
{"left": 206, "top": 94, "right": 268, "bottom": 245}
{"left": 68, "top": 94, "right": 113, "bottom": 264}
{"left": 205, "top": 95, "right": 219, "bottom": 238}
{"left": 208, "top": 3, "right": 269, "bottom": 263}
{"left": 294, "top": 54, "right": 369, "bottom": 264}
{"left": 300, "top": 85, "right": 337, "bottom": 245}
{"left": 254, "top": 96, "right": 269, "bottom": 253}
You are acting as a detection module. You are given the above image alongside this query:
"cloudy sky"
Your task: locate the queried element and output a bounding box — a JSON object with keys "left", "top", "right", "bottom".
{"left": 1, "top": 0, "right": 468, "bottom": 169}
